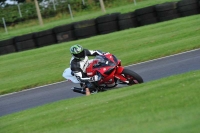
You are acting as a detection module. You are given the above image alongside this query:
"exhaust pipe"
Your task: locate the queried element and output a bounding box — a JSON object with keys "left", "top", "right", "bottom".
{"left": 71, "top": 87, "right": 86, "bottom": 94}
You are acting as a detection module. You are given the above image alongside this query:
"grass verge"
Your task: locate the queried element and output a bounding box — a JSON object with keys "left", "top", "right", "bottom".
{"left": 0, "top": 14, "right": 200, "bottom": 95}
{"left": 0, "top": 69, "right": 200, "bottom": 133}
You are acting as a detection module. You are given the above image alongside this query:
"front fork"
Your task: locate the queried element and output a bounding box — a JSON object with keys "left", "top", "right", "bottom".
{"left": 114, "top": 66, "right": 129, "bottom": 83}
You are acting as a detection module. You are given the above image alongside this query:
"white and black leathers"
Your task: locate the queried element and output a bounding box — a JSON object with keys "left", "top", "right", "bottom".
{"left": 70, "top": 49, "right": 104, "bottom": 83}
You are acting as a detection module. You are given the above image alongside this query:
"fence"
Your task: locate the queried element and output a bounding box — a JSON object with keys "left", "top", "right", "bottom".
{"left": 0, "top": 0, "right": 135, "bottom": 27}
{"left": 0, "top": 0, "right": 200, "bottom": 56}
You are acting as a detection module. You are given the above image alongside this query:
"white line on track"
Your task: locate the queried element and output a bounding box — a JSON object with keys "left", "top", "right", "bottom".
{"left": 0, "top": 81, "right": 67, "bottom": 97}
{"left": 1, "top": 48, "right": 200, "bottom": 98}
{"left": 126, "top": 48, "right": 200, "bottom": 67}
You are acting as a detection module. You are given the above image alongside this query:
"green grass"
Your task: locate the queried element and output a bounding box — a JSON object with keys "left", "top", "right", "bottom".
{"left": 0, "top": 69, "right": 200, "bottom": 133}
{"left": 0, "top": 14, "right": 200, "bottom": 95}
{"left": 0, "top": 0, "right": 179, "bottom": 40}
{"left": 0, "top": 1, "right": 199, "bottom": 132}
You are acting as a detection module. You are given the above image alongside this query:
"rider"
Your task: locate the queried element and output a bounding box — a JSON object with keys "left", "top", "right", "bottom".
{"left": 70, "top": 44, "right": 106, "bottom": 96}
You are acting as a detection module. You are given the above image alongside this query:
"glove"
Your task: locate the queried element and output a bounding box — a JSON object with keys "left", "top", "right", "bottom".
{"left": 90, "top": 75, "right": 100, "bottom": 82}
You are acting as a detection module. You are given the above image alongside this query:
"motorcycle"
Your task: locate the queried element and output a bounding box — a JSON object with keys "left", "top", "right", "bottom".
{"left": 63, "top": 53, "right": 143, "bottom": 94}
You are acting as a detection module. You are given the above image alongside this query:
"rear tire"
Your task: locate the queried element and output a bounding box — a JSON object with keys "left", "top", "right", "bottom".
{"left": 121, "top": 68, "right": 143, "bottom": 85}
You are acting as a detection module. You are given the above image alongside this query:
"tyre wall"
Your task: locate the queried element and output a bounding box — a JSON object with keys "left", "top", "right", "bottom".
{"left": 135, "top": 6, "right": 158, "bottom": 26}
{"left": 155, "top": 2, "right": 180, "bottom": 22}
{"left": 14, "top": 33, "right": 36, "bottom": 52}
{"left": 53, "top": 23, "right": 76, "bottom": 43}
{"left": 96, "top": 13, "right": 120, "bottom": 34}
{"left": 0, "top": 38, "right": 16, "bottom": 55}
{"left": 177, "top": 0, "right": 200, "bottom": 17}
{"left": 118, "top": 11, "right": 138, "bottom": 30}
{"left": 74, "top": 19, "right": 98, "bottom": 39}
{"left": 34, "top": 29, "right": 57, "bottom": 47}
{"left": 0, "top": 0, "right": 200, "bottom": 56}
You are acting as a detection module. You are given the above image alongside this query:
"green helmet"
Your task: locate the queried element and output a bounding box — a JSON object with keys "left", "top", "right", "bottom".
{"left": 70, "top": 44, "right": 85, "bottom": 60}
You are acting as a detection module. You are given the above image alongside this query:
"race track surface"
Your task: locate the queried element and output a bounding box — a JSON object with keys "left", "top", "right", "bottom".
{"left": 0, "top": 49, "right": 200, "bottom": 117}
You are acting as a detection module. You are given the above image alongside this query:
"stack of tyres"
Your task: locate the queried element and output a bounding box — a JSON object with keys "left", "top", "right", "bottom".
{"left": 34, "top": 29, "right": 57, "bottom": 47}
{"left": 0, "top": 38, "right": 16, "bottom": 55}
{"left": 177, "top": 0, "right": 200, "bottom": 17}
{"left": 1, "top": 0, "right": 200, "bottom": 57}
{"left": 96, "top": 13, "right": 120, "bottom": 34}
{"left": 118, "top": 11, "right": 138, "bottom": 30}
{"left": 135, "top": 6, "right": 158, "bottom": 26}
{"left": 155, "top": 2, "right": 180, "bottom": 22}
{"left": 14, "top": 33, "right": 36, "bottom": 52}
{"left": 53, "top": 24, "right": 76, "bottom": 43}
{"left": 73, "top": 19, "right": 97, "bottom": 39}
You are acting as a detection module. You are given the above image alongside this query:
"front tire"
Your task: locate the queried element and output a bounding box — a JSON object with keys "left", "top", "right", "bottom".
{"left": 121, "top": 68, "right": 143, "bottom": 85}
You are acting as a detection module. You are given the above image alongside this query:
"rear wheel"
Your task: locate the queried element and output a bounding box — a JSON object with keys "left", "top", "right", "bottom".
{"left": 121, "top": 68, "right": 143, "bottom": 85}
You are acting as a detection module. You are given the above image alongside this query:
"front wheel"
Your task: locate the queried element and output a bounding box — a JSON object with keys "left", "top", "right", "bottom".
{"left": 121, "top": 68, "right": 143, "bottom": 85}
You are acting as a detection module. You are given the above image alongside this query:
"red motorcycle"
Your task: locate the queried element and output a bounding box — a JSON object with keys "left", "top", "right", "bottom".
{"left": 69, "top": 53, "right": 143, "bottom": 94}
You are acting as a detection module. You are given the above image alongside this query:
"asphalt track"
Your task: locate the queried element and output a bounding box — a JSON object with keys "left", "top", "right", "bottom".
{"left": 0, "top": 49, "right": 200, "bottom": 117}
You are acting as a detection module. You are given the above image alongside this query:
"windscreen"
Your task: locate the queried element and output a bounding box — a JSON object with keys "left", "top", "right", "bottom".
{"left": 94, "top": 55, "right": 115, "bottom": 67}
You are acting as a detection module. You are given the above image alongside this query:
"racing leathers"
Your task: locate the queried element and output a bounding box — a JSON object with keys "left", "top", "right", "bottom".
{"left": 70, "top": 49, "right": 104, "bottom": 88}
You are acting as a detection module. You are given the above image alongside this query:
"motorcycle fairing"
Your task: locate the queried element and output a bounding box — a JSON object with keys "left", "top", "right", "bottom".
{"left": 62, "top": 68, "right": 81, "bottom": 83}
{"left": 114, "top": 66, "right": 129, "bottom": 83}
